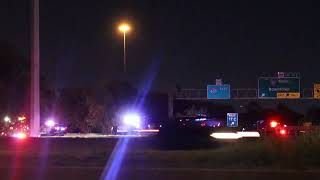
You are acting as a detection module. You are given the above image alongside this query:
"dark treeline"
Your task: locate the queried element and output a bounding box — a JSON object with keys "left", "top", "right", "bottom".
{"left": 1, "top": 42, "right": 320, "bottom": 133}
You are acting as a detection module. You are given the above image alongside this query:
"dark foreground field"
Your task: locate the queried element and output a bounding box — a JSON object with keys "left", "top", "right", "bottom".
{"left": 1, "top": 135, "right": 320, "bottom": 180}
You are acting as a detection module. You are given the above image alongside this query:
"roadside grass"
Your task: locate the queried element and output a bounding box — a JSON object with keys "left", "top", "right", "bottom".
{"left": 127, "top": 135, "right": 320, "bottom": 169}
{"left": 1, "top": 135, "right": 320, "bottom": 169}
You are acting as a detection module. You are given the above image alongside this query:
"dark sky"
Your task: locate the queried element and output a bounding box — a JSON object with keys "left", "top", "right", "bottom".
{"left": 1, "top": 0, "right": 320, "bottom": 91}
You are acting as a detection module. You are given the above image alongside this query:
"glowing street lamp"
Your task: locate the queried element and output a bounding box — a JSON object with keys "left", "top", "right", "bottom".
{"left": 118, "top": 24, "right": 130, "bottom": 32}
{"left": 118, "top": 23, "right": 131, "bottom": 73}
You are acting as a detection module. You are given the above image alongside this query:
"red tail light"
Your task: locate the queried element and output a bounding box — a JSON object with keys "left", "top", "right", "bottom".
{"left": 279, "top": 129, "right": 286, "bottom": 135}
{"left": 270, "top": 121, "right": 279, "bottom": 128}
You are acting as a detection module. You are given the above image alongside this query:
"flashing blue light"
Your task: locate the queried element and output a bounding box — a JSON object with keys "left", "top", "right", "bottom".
{"left": 195, "top": 118, "right": 207, "bottom": 121}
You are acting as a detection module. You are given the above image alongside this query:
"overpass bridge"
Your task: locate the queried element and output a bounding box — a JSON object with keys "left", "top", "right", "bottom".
{"left": 168, "top": 88, "right": 319, "bottom": 118}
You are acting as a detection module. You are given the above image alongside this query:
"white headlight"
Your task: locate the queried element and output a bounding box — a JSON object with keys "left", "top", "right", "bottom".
{"left": 123, "top": 114, "right": 141, "bottom": 128}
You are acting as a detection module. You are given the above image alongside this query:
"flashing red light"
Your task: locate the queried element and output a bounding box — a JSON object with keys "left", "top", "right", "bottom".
{"left": 18, "top": 116, "right": 26, "bottom": 121}
{"left": 279, "top": 129, "right": 286, "bottom": 136}
{"left": 12, "top": 132, "right": 27, "bottom": 139}
{"left": 270, "top": 121, "right": 279, "bottom": 128}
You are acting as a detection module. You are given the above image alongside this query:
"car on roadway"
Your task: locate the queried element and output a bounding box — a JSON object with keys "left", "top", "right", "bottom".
{"left": 256, "top": 119, "right": 287, "bottom": 137}
{"left": 40, "top": 120, "right": 67, "bottom": 136}
{"left": 176, "top": 115, "right": 224, "bottom": 129}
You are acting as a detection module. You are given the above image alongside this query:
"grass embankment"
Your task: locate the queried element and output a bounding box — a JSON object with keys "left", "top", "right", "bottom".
{"left": 142, "top": 135, "right": 320, "bottom": 169}
{"left": 1, "top": 135, "right": 320, "bottom": 169}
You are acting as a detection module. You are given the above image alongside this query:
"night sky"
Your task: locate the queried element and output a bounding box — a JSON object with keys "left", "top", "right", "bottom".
{"left": 1, "top": 1, "right": 320, "bottom": 91}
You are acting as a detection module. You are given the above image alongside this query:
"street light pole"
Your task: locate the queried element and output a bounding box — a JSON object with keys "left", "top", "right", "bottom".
{"left": 118, "top": 23, "right": 130, "bottom": 73}
{"left": 123, "top": 31, "right": 126, "bottom": 73}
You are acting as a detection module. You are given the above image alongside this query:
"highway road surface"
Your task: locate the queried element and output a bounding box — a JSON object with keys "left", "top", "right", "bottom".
{"left": 1, "top": 166, "right": 319, "bottom": 180}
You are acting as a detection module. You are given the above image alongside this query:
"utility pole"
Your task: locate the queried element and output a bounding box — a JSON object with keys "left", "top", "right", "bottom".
{"left": 30, "top": 0, "right": 40, "bottom": 137}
